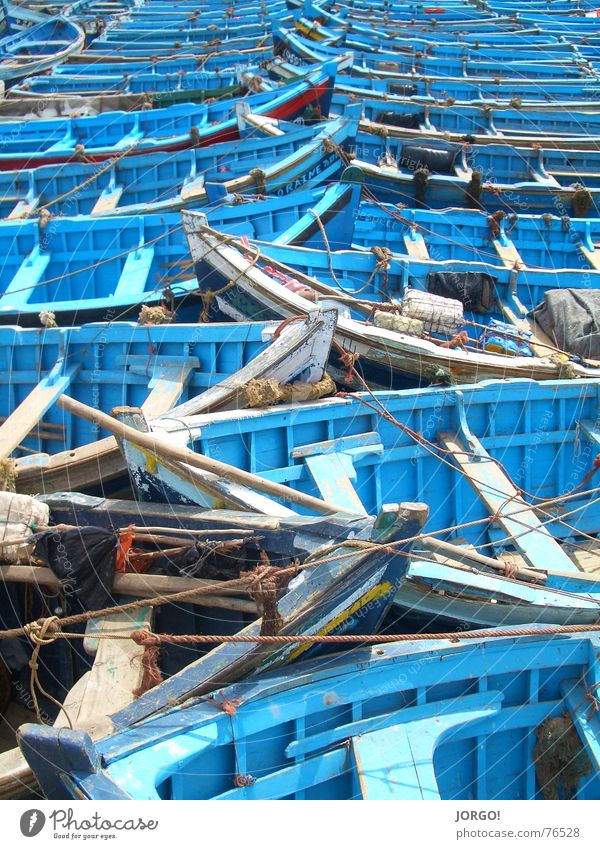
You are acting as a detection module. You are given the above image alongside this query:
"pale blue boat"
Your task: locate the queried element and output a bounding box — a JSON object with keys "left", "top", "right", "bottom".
{"left": 18, "top": 629, "right": 600, "bottom": 799}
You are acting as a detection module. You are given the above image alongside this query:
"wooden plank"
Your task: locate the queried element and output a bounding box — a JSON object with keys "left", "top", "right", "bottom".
{"left": 493, "top": 238, "right": 523, "bottom": 269}
{"left": 439, "top": 430, "right": 577, "bottom": 572}
{"left": 0, "top": 609, "right": 153, "bottom": 797}
{"left": 500, "top": 301, "right": 558, "bottom": 359}
{"left": 561, "top": 679, "right": 600, "bottom": 773}
{"left": 180, "top": 175, "right": 205, "bottom": 202}
{"left": 352, "top": 693, "right": 503, "bottom": 800}
{"left": 0, "top": 362, "right": 78, "bottom": 459}
{"left": 90, "top": 184, "right": 123, "bottom": 216}
{"left": 403, "top": 232, "right": 430, "bottom": 260}
{"left": 305, "top": 453, "right": 366, "bottom": 515}
{"left": 139, "top": 360, "right": 197, "bottom": 418}
{"left": 0, "top": 564, "right": 256, "bottom": 612}
{"left": 54, "top": 608, "right": 153, "bottom": 738}
{"left": 7, "top": 198, "right": 39, "bottom": 220}
{"left": 291, "top": 432, "right": 381, "bottom": 459}
{"left": 579, "top": 245, "right": 600, "bottom": 272}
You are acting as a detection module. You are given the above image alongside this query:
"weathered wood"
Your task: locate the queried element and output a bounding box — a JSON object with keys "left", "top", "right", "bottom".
{"left": 0, "top": 564, "right": 256, "bottom": 611}
{"left": 0, "top": 609, "right": 154, "bottom": 797}
{"left": 54, "top": 608, "right": 153, "bottom": 738}
{"left": 439, "top": 430, "right": 577, "bottom": 573}
{"left": 0, "top": 361, "right": 78, "bottom": 459}
{"left": 58, "top": 394, "right": 348, "bottom": 515}
{"left": 421, "top": 535, "right": 545, "bottom": 583}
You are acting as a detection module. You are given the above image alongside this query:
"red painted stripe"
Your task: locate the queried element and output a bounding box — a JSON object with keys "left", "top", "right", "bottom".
{"left": 0, "top": 77, "right": 331, "bottom": 172}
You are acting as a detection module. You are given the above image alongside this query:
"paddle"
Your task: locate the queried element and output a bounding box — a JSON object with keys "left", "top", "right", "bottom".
{"left": 57, "top": 395, "right": 349, "bottom": 516}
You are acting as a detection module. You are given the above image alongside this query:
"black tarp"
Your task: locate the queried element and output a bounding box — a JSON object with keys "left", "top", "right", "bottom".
{"left": 399, "top": 143, "right": 459, "bottom": 174}
{"left": 31, "top": 526, "right": 117, "bottom": 613}
{"left": 376, "top": 111, "right": 424, "bottom": 129}
{"left": 531, "top": 289, "right": 600, "bottom": 359}
{"left": 427, "top": 271, "right": 498, "bottom": 314}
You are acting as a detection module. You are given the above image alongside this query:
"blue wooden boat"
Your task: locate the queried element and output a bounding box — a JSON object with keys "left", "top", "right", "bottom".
{"left": 0, "top": 109, "right": 355, "bottom": 219}
{"left": 18, "top": 629, "right": 600, "bottom": 799}
{"left": 11, "top": 66, "right": 256, "bottom": 100}
{"left": 5, "top": 493, "right": 423, "bottom": 801}
{"left": 182, "top": 215, "right": 600, "bottom": 383}
{"left": 114, "top": 375, "right": 600, "bottom": 578}
{"left": 69, "top": 33, "right": 274, "bottom": 60}
{"left": 274, "top": 25, "right": 600, "bottom": 103}
{"left": 0, "top": 62, "right": 336, "bottom": 170}
{"left": 0, "top": 309, "right": 336, "bottom": 495}
{"left": 349, "top": 132, "right": 600, "bottom": 215}
{"left": 0, "top": 16, "right": 84, "bottom": 81}
{"left": 0, "top": 183, "right": 338, "bottom": 324}
{"left": 248, "top": 181, "right": 600, "bottom": 357}
{"left": 333, "top": 88, "right": 600, "bottom": 149}
{"left": 33, "top": 484, "right": 600, "bottom": 633}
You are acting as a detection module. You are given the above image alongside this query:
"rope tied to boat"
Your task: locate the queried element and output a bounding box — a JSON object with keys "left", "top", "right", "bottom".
{"left": 332, "top": 339, "right": 360, "bottom": 384}
{"left": 39, "top": 310, "right": 57, "bottom": 329}
{"left": 465, "top": 170, "right": 483, "bottom": 208}
{"left": 487, "top": 210, "right": 505, "bottom": 239}
{"left": 550, "top": 354, "right": 580, "bottom": 380}
{"left": 249, "top": 167, "right": 266, "bottom": 196}
{"left": 243, "top": 557, "right": 284, "bottom": 637}
{"left": 25, "top": 616, "right": 73, "bottom": 728}
{"left": 130, "top": 630, "right": 163, "bottom": 697}
{"left": 571, "top": 184, "right": 593, "bottom": 218}
{"left": 413, "top": 167, "right": 429, "bottom": 207}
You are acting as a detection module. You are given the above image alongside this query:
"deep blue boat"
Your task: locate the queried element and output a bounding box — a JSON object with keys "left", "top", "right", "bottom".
{"left": 0, "top": 15, "right": 84, "bottom": 81}
{"left": 18, "top": 629, "right": 600, "bottom": 799}
{"left": 333, "top": 87, "right": 600, "bottom": 149}
{"left": 349, "top": 132, "right": 600, "bottom": 215}
{"left": 274, "top": 24, "right": 600, "bottom": 103}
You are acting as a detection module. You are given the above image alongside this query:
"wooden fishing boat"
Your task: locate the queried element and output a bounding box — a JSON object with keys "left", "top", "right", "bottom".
{"left": 333, "top": 88, "right": 600, "bottom": 149}
{"left": 110, "top": 375, "right": 600, "bottom": 567}
{"left": 3, "top": 494, "right": 424, "bottom": 798}
{"left": 274, "top": 24, "right": 600, "bottom": 104}
{"left": 11, "top": 66, "right": 255, "bottom": 101}
{"left": 0, "top": 62, "right": 336, "bottom": 170}
{"left": 0, "top": 16, "right": 84, "bottom": 81}
{"left": 181, "top": 216, "right": 600, "bottom": 383}
{"left": 69, "top": 32, "right": 274, "bottom": 60}
{"left": 349, "top": 132, "right": 600, "bottom": 215}
{"left": 33, "top": 481, "right": 600, "bottom": 632}
{"left": 0, "top": 309, "right": 337, "bottom": 496}
{"left": 0, "top": 183, "right": 338, "bottom": 325}
{"left": 18, "top": 629, "right": 600, "bottom": 800}
{"left": 250, "top": 180, "right": 600, "bottom": 362}
{"left": 0, "top": 109, "right": 355, "bottom": 219}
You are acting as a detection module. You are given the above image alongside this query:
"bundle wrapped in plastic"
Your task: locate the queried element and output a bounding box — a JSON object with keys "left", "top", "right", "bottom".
{"left": 373, "top": 310, "right": 423, "bottom": 337}
{"left": 0, "top": 492, "right": 50, "bottom": 563}
{"left": 401, "top": 290, "right": 464, "bottom": 335}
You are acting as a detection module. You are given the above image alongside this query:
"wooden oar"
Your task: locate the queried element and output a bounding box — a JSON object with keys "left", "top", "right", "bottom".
{"left": 57, "top": 395, "right": 347, "bottom": 516}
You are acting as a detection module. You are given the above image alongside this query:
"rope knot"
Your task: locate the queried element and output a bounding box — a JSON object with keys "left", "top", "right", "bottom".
{"left": 234, "top": 773, "right": 256, "bottom": 787}
{"left": 242, "top": 556, "right": 283, "bottom": 637}
{"left": 24, "top": 616, "right": 61, "bottom": 646}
